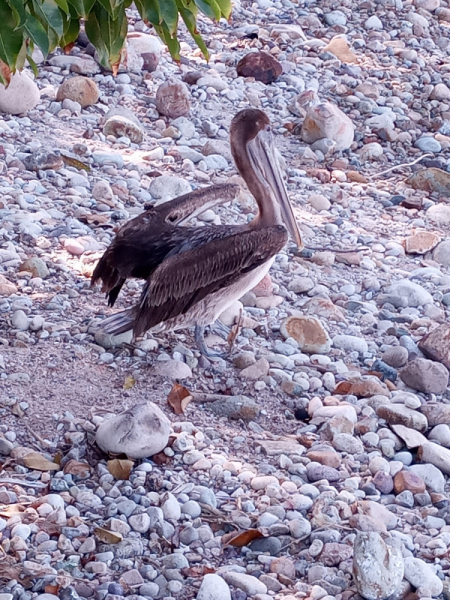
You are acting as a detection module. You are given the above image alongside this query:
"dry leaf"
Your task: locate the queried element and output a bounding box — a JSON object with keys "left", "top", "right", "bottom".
{"left": 63, "top": 459, "right": 91, "bottom": 479}
{"left": 181, "top": 565, "right": 215, "bottom": 578}
{"left": 45, "top": 584, "right": 59, "bottom": 595}
{"left": 167, "top": 383, "right": 193, "bottom": 415}
{"left": 94, "top": 527, "right": 123, "bottom": 544}
{"left": 22, "top": 452, "right": 59, "bottom": 471}
{"left": 61, "top": 153, "right": 91, "bottom": 171}
{"left": 107, "top": 458, "right": 134, "bottom": 480}
{"left": 123, "top": 375, "right": 136, "bottom": 390}
{"left": 0, "top": 504, "right": 26, "bottom": 517}
{"left": 63, "top": 43, "right": 75, "bottom": 54}
{"left": 151, "top": 451, "right": 172, "bottom": 466}
{"left": 0, "top": 61, "right": 12, "bottom": 87}
{"left": 222, "top": 529, "right": 264, "bottom": 547}
{"left": 323, "top": 36, "right": 358, "bottom": 63}
{"left": 11, "top": 402, "right": 24, "bottom": 418}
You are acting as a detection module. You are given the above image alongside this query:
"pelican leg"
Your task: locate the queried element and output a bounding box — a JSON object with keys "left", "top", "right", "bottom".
{"left": 194, "top": 326, "right": 227, "bottom": 359}
{"left": 210, "top": 320, "right": 231, "bottom": 339}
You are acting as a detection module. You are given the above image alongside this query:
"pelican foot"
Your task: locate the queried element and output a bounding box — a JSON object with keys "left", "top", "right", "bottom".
{"left": 210, "top": 320, "right": 231, "bottom": 339}
{"left": 194, "top": 326, "right": 227, "bottom": 360}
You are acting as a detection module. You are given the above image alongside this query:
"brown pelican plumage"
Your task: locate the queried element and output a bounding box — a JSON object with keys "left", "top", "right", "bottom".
{"left": 92, "top": 108, "right": 302, "bottom": 357}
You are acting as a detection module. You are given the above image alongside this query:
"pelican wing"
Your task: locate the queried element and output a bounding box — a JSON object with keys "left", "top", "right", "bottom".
{"left": 132, "top": 224, "right": 288, "bottom": 336}
{"left": 91, "top": 184, "right": 239, "bottom": 307}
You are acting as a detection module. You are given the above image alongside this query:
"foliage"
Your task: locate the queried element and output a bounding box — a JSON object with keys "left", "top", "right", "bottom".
{"left": 0, "top": 0, "right": 232, "bottom": 84}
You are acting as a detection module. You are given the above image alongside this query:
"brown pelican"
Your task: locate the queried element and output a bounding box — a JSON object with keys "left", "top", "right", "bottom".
{"left": 92, "top": 109, "right": 302, "bottom": 357}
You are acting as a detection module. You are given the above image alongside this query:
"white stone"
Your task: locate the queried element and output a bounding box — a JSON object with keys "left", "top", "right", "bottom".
{"left": 222, "top": 572, "right": 267, "bottom": 596}
{"left": 153, "top": 359, "right": 192, "bottom": 379}
{"left": 365, "top": 15, "right": 383, "bottom": 29}
{"left": 197, "top": 574, "right": 231, "bottom": 600}
{"left": 95, "top": 402, "right": 170, "bottom": 459}
{"left": 162, "top": 492, "right": 181, "bottom": 521}
{"left": 0, "top": 71, "right": 40, "bottom": 115}
{"left": 301, "top": 101, "right": 354, "bottom": 151}
{"left": 150, "top": 176, "right": 192, "bottom": 201}
{"left": 333, "top": 334, "right": 368, "bottom": 354}
{"left": 386, "top": 280, "right": 433, "bottom": 307}
{"left": 404, "top": 557, "right": 443, "bottom": 597}
{"left": 309, "top": 194, "right": 331, "bottom": 211}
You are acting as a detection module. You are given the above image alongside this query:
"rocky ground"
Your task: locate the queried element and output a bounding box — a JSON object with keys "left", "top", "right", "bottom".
{"left": 2, "top": 0, "right": 450, "bottom": 599}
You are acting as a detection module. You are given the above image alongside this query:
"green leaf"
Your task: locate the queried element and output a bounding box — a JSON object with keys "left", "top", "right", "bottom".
{"left": 96, "top": 0, "right": 122, "bottom": 19}
{"left": 159, "top": 0, "right": 178, "bottom": 34}
{"left": 26, "top": 49, "right": 39, "bottom": 78}
{"left": 60, "top": 16, "right": 80, "bottom": 48}
{"left": 25, "top": 13, "right": 50, "bottom": 56}
{"left": 215, "top": 0, "right": 231, "bottom": 18}
{"left": 67, "top": 0, "right": 95, "bottom": 18}
{"left": 177, "top": 1, "right": 208, "bottom": 58}
{"left": 6, "top": 0, "right": 27, "bottom": 27}
{"left": 193, "top": 0, "right": 221, "bottom": 21}
{"left": 0, "top": 2, "right": 24, "bottom": 68}
{"left": 85, "top": 3, "right": 127, "bottom": 70}
{"left": 53, "top": 0, "right": 70, "bottom": 12}
{"left": 135, "top": 0, "right": 161, "bottom": 26}
{"left": 154, "top": 22, "right": 180, "bottom": 61}
{"left": 32, "top": 0, "right": 65, "bottom": 37}
{"left": 15, "top": 39, "right": 27, "bottom": 70}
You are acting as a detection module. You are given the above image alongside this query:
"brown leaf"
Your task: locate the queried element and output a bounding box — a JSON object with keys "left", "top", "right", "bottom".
{"left": 22, "top": 452, "right": 59, "bottom": 471}
{"left": 11, "top": 402, "right": 24, "bottom": 418}
{"left": 111, "top": 59, "right": 121, "bottom": 77}
{"left": 222, "top": 529, "right": 264, "bottom": 547}
{"left": 60, "top": 153, "right": 91, "bottom": 171}
{"left": 181, "top": 565, "right": 215, "bottom": 578}
{"left": 123, "top": 375, "right": 136, "bottom": 390}
{"left": 94, "top": 527, "right": 123, "bottom": 544}
{"left": 167, "top": 383, "right": 193, "bottom": 415}
{"left": 0, "top": 61, "right": 12, "bottom": 87}
{"left": 0, "top": 504, "right": 26, "bottom": 517}
{"left": 151, "top": 451, "right": 172, "bottom": 466}
{"left": 79, "top": 213, "right": 111, "bottom": 227}
{"left": 107, "top": 458, "right": 134, "bottom": 480}
{"left": 63, "top": 459, "right": 91, "bottom": 479}
{"left": 45, "top": 584, "right": 59, "bottom": 595}
{"left": 63, "top": 43, "right": 75, "bottom": 54}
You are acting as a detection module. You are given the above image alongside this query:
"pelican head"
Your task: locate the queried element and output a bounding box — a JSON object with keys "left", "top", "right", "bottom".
{"left": 230, "top": 109, "right": 303, "bottom": 249}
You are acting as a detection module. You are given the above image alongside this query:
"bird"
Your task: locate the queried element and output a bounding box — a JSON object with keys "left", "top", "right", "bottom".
{"left": 91, "top": 108, "right": 303, "bottom": 357}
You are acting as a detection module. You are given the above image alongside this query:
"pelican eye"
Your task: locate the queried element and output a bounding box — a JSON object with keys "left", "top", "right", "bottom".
{"left": 167, "top": 213, "right": 179, "bottom": 222}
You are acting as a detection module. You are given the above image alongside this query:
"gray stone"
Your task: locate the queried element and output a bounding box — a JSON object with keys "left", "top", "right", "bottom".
{"left": 415, "top": 137, "right": 442, "bottom": 153}
{"left": 433, "top": 240, "right": 450, "bottom": 267}
{"left": 382, "top": 346, "right": 409, "bottom": 368}
{"left": 418, "top": 441, "right": 450, "bottom": 475}
{"left": 385, "top": 280, "right": 433, "bottom": 307}
{"left": 103, "top": 116, "right": 143, "bottom": 144}
{"left": 353, "top": 532, "right": 404, "bottom": 600}
{"left": 400, "top": 358, "right": 449, "bottom": 394}
{"left": 409, "top": 463, "right": 445, "bottom": 493}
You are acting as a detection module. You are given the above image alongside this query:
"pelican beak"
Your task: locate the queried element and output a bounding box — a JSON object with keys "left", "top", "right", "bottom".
{"left": 248, "top": 127, "right": 303, "bottom": 249}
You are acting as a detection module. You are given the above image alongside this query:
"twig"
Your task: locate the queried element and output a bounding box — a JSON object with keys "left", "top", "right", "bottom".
{"left": 369, "top": 153, "right": 433, "bottom": 179}
{"left": 0, "top": 478, "right": 47, "bottom": 488}
{"left": 23, "top": 422, "right": 53, "bottom": 448}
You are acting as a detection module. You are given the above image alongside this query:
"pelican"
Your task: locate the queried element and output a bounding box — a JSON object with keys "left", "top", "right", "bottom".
{"left": 92, "top": 109, "right": 302, "bottom": 356}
